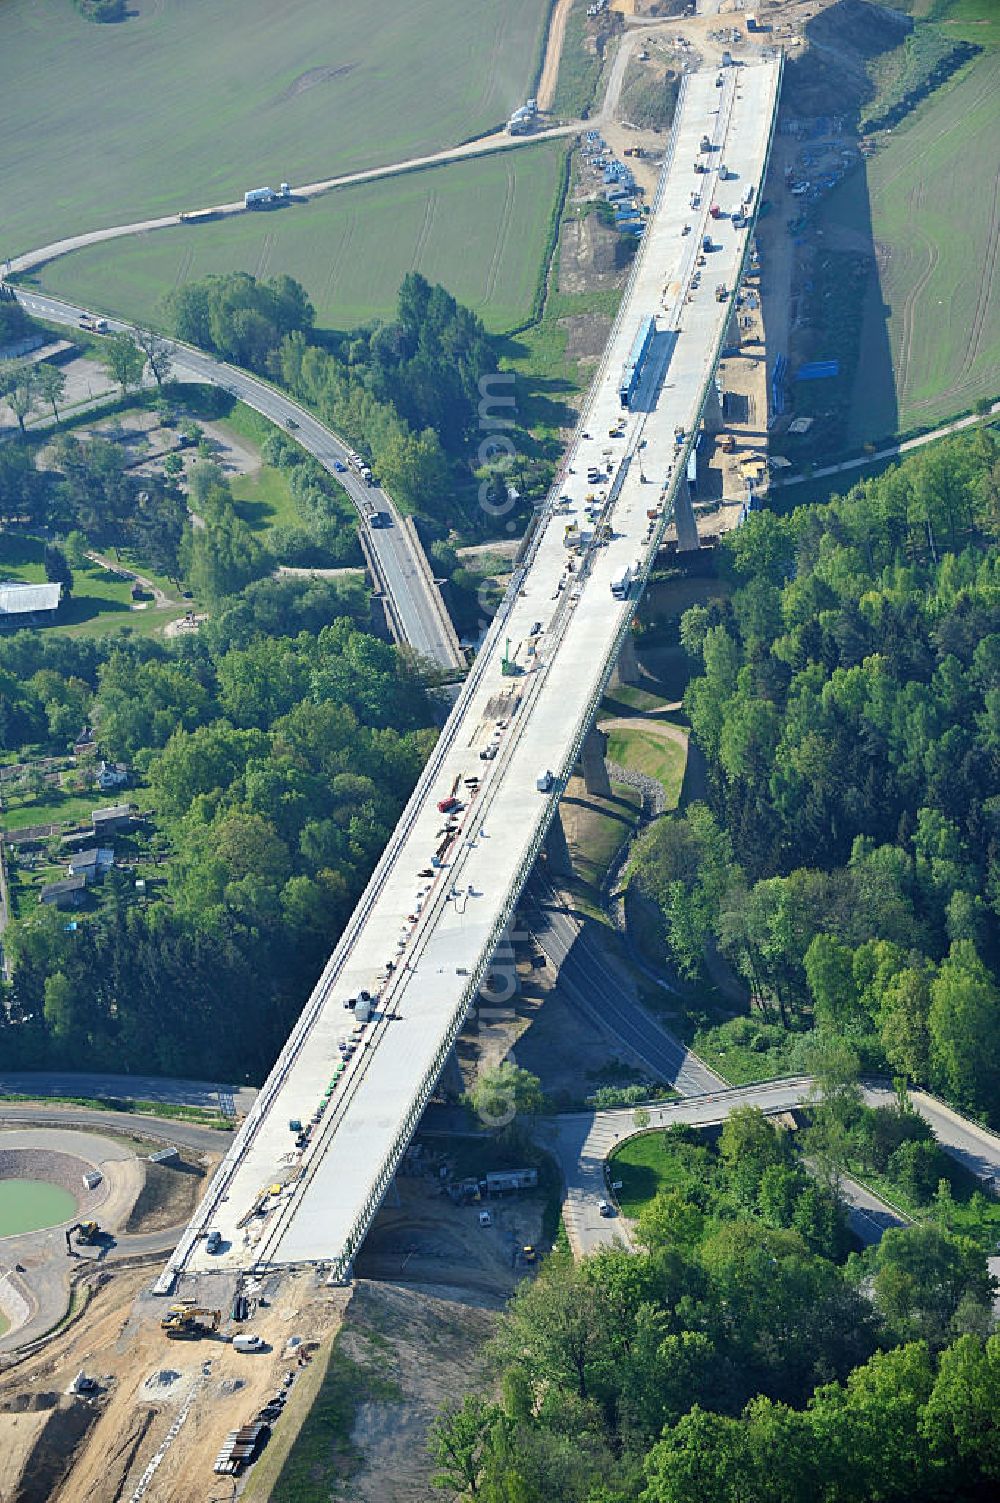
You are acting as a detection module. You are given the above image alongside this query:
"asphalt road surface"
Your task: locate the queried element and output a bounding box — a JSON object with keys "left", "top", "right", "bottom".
{"left": 524, "top": 879, "right": 726, "bottom": 1096}
{"left": 0, "top": 1070, "right": 257, "bottom": 1117}
{"left": 13, "top": 291, "right": 463, "bottom": 671}
{"left": 551, "top": 1079, "right": 1000, "bottom": 1256}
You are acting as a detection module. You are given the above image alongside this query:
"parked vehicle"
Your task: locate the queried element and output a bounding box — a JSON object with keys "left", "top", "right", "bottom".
{"left": 536, "top": 769, "right": 554, "bottom": 793}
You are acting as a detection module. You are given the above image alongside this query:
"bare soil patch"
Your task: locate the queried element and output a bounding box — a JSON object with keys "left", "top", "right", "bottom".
{"left": 122, "top": 1157, "right": 209, "bottom": 1236}
{"left": 345, "top": 1281, "right": 500, "bottom": 1503}
{"left": 356, "top": 1177, "right": 541, "bottom": 1299}
{"left": 0, "top": 1263, "right": 347, "bottom": 1503}
{"left": 564, "top": 311, "right": 614, "bottom": 360}
{"left": 558, "top": 212, "right": 624, "bottom": 294}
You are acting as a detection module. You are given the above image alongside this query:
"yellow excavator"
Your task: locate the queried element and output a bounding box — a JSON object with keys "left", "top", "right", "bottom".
{"left": 160, "top": 1305, "right": 222, "bottom": 1341}
{"left": 65, "top": 1221, "right": 101, "bottom": 1255}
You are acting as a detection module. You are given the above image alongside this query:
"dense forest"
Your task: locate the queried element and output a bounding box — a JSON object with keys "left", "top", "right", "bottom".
{"left": 431, "top": 1108, "right": 999, "bottom": 1502}
{"left": 0, "top": 580, "right": 434, "bottom": 1077}
{"left": 632, "top": 431, "right": 1000, "bottom": 1119}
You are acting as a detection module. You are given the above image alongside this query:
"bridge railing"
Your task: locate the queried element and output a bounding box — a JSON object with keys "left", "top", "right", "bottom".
{"left": 314, "top": 62, "right": 786, "bottom": 1286}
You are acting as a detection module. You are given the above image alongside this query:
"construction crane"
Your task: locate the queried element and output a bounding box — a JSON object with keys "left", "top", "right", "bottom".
{"left": 160, "top": 1305, "right": 222, "bottom": 1340}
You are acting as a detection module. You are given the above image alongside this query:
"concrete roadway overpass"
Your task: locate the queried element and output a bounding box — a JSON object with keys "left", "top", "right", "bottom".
{"left": 551, "top": 1080, "right": 1000, "bottom": 1257}
{"left": 147, "top": 55, "right": 784, "bottom": 1292}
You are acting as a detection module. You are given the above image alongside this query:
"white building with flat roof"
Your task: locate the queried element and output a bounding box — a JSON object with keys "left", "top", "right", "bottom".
{"left": 0, "top": 581, "right": 61, "bottom": 621}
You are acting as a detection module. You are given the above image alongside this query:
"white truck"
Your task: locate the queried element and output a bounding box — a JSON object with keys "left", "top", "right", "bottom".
{"left": 610, "top": 562, "right": 635, "bottom": 599}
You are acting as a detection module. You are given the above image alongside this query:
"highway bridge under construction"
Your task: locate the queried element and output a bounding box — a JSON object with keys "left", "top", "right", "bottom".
{"left": 157, "top": 54, "right": 783, "bottom": 1294}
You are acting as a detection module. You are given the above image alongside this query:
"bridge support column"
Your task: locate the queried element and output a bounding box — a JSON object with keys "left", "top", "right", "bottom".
{"left": 674, "top": 475, "right": 700, "bottom": 554}
{"left": 481, "top": 927, "right": 521, "bottom": 1004}
{"left": 544, "top": 807, "right": 573, "bottom": 879}
{"left": 616, "top": 632, "right": 641, "bottom": 687}
{"left": 702, "top": 378, "right": 725, "bottom": 435}
{"left": 578, "top": 724, "right": 612, "bottom": 798}
{"left": 440, "top": 1046, "right": 465, "bottom": 1099}
{"left": 368, "top": 590, "right": 391, "bottom": 641}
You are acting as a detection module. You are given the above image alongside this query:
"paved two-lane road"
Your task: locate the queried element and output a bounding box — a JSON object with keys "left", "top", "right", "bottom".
{"left": 524, "top": 878, "right": 725, "bottom": 1096}
{"left": 13, "top": 290, "right": 464, "bottom": 670}
{"left": 550, "top": 1078, "right": 1000, "bottom": 1256}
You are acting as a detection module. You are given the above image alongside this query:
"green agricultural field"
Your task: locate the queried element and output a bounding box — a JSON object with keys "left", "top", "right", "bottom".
{"left": 1, "top": 0, "right": 550, "bottom": 259}
{"left": 823, "top": 51, "right": 1000, "bottom": 441}
{"left": 37, "top": 143, "right": 568, "bottom": 336}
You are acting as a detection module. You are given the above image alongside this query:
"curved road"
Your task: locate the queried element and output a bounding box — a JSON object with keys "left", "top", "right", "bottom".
{"left": 14, "top": 288, "right": 463, "bottom": 669}
{"left": 0, "top": 1105, "right": 229, "bottom": 1355}
{"left": 550, "top": 1078, "right": 1000, "bottom": 1256}
{"left": 1, "top": 21, "right": 658, "bottom": 667}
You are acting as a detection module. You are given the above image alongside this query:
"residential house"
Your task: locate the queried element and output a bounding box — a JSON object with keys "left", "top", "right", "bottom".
{"left": 39, "top": 874, "right": 87, "bottom": 909}
{"left": 96, "top": 760, "right": 129, "bottom": 793}
{"left": 91, "top": 804, "right": 135, "bottom": 839}
{"left": 67, "top": 847, "right": 114, "bottom": 884}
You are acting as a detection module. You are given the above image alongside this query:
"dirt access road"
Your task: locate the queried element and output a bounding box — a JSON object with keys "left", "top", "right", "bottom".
{"left": 538, "top": 0, "right": 574, "bottom": 111}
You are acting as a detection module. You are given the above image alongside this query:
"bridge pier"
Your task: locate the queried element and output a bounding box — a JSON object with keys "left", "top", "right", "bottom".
{"left": 673, "top": 475, "right": 700, "bottom": 554}
{"left": 368, "top": 590, "right": 391, "bottom": 641}
{"left": 702, "top": 378, "right": 725, "bottom": 435}
{"left": 615, "top": 632, "right": 642, "bottom": 687}
{"left": 544, "top": 807, "right": 573, "bottom": 879}
{"left": 578, "top": 724, "right": 611, "bottom": 799}
{"left": 481, "top": 926, "right": 521, "bottom": 1003}
{"left": 440, "top": 1046, "right": 465, "bottom": 1099}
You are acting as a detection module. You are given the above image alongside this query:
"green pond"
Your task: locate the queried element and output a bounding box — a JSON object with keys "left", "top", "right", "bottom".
{"left": 0, "top": 1179, "right": 78, "bottom": 1237}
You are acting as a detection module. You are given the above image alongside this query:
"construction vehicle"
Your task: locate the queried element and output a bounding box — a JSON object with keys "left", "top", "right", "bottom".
{"left": 521, "top": 1245, "right": 537, "bottom": 1264}
{"left": 65, "top": 1221, "right": 101, "bottom": 1254}
{"left": 715, "top": 284, "right": 729, "bottom": 302}
{"left": 721, "top": 433, "right": 737, "bottom": 453}
{"left": 237, "top": 1182, "right": 283, "bottom": 1230}
{"left": 161, "top": 1306, "right": 222, "bottom": 1340}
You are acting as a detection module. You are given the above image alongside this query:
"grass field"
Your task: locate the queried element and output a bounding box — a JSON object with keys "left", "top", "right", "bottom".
{"left": 1, "top": 0, "right": 551, "bottom": 259}
{"left": 822, "top": 50, "right": 1000, "bottom": 440}
{"left": 0, "top": 532, "right": 186, "bottom": 638}
{"left": 608, "top": 1131, "right": 693, "bottom": 1219}
{"left": 37, "top": 143, "right": 568, "bottom": 337}
{"left": 606, "top": 726, "right": 686, "bottom": 807}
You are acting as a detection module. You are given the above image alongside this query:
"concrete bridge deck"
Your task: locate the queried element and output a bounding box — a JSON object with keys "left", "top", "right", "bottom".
{"left": 161, "top": 55, "right": 783, "bottom": 1290}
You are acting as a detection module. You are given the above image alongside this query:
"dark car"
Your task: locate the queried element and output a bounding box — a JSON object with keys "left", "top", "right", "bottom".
{"left": 335, "top": 460, "right": 347, "bottom": 472}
